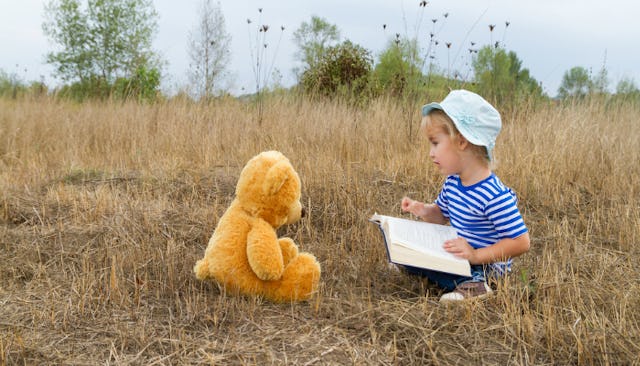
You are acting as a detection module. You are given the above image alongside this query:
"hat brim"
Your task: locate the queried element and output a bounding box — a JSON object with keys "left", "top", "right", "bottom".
{"left": 421, "top": 102, "right": 443, "bottom": 117}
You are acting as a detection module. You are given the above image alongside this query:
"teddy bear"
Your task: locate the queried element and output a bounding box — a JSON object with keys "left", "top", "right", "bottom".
{"left": 194, "top": 151, "right": 321, "bottom": 302}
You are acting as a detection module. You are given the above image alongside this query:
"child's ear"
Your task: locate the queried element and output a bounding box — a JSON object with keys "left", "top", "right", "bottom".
{"left": 456, "top": 134, "right": 469, "bottom": 149}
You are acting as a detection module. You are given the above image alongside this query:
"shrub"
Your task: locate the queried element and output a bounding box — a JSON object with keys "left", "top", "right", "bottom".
{"left": 301, "top": 40, "right": 373, "bottom": 99}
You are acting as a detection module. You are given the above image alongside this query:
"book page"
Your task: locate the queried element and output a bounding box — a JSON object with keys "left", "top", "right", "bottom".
{"left": 375, "top": 215, "right": 461, "bottom": 261}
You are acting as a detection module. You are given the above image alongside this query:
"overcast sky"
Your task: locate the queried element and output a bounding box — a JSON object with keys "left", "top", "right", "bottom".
{"left": 1, "top": 0, "right": 639, "bottom": 97}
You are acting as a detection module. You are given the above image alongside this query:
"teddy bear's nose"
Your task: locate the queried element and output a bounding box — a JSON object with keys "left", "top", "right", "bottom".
{"left": 301, "top": 207, "right": 306, "bottom": 218}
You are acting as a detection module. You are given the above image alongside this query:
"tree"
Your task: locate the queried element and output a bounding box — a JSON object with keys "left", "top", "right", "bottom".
{"left": 616, "top": 77, "right": 639, "bottom": 95}
{"left": 43, "top": 0, "right": 160, "bottom": 98}
{"left": 187, "top": 0, "right": 231, "bottom": 99}
{"left": 614, "top": 76, "right": 640, "bottom": 103}
{"left": 292, "top": 16, "right": 340, "bottom": 79}
{"left": 557, "top": 66, "right": 591, "bottom": 99}
{"left": 472, "top": 46, "right": 542, "bottom": 106}
{"left": 374, "top": 37, "right": 423, "bottom": 96}
{"left": 42, "top": 0, "right": 92, "bottom": 83}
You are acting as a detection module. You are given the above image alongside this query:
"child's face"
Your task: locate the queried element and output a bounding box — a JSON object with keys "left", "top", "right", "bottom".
{"left": 425, "top": 125, "right": 463, "bottom": 176}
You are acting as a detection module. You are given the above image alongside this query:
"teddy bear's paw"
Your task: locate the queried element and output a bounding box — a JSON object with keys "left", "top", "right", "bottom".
{"left": 193, "top": 258, "right": 210, "bottom": 280}
{"left": 278, "top": 237, "right": 299, "bottom": 265}
{"left": 269, "top": 253, "right": 321, "bottom": 302}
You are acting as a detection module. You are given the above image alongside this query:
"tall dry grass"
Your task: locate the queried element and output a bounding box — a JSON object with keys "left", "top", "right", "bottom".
{"left": 1, "top": 95, "right": 639, "bottom": 365}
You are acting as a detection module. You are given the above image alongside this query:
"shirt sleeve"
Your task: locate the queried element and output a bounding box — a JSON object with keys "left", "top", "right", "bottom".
{"left": 434, "top": 183, "right": 450, "bottom": 219}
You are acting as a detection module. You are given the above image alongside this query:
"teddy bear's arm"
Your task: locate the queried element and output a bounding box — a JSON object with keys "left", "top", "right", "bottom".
{"left": 246, "top": 219, "right": 284, "bottom": 281}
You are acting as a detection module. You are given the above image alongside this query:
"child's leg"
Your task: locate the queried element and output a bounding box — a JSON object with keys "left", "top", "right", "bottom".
{"left": 468, "top": 265, "right": 490, "bottom": 283}
{"left": 401, "top": 265, "right": 471, "bottom": 291}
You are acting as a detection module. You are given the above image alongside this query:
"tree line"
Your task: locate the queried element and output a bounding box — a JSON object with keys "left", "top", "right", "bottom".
{"left": 2, "top": 0, "right": 639, "bottom": 107}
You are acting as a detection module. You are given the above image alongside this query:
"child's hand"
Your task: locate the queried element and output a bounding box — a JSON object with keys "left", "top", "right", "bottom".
{"left": 402, "top": 197, "right": 448, "bottom": 224}
{"left": 401, "top": 197, "right": 424, "bottom": 217}
{"left": 443, "top": 238, "right": 477, "bottom": 263}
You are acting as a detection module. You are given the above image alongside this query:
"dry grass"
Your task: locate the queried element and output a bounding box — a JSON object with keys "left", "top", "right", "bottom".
{"left": 1, "top": 95, "right": 639, "bottom": 365}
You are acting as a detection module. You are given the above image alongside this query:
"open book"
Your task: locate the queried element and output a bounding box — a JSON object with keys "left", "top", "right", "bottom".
{"left": 369, "top": 213, "right": 471, "bottom": 277}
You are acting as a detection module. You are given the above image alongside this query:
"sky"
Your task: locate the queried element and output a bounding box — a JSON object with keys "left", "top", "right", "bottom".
{"left": 1, "top": 0, "right": 639, "bottom": 97}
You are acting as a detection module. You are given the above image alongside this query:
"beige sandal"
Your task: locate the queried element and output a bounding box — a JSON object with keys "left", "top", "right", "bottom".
{"left": 440, "top": 281, "right": 493, "bottom": 302}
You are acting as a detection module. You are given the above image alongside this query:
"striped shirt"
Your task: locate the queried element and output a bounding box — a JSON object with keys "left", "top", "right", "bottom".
{"left": 435, "top": 174, "right": 528, "bottom": 274}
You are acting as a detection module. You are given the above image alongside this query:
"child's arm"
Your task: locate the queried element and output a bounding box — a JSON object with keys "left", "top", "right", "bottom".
{"left": 443, "top": 233, "right": 531, "bottom": 265}
{"left": 401, "top": 197, "right": 448, "bottom": 225}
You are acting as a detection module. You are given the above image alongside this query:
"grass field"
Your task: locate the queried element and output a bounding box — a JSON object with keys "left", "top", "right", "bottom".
{"left": 1, "top": 96, "right": 639, "bottom": 365}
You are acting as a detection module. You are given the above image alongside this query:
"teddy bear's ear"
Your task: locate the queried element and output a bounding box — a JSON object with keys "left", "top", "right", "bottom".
{"left": 263, "top": 161, "right": 290, "bottom": 195}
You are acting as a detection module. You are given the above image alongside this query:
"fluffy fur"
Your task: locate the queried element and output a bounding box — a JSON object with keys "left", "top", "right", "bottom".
{"left": 194, "top": 151, "right": 321, "bottom": 302}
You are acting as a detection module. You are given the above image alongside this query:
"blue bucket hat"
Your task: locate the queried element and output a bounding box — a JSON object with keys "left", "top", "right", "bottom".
{"left": 421, "top": 89, "right": 502, "bottom": 161}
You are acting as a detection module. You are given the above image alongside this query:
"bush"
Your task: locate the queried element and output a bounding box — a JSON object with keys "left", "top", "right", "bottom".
{"left": 113, "top": 66, "right": 161, "bottom": 102}
{"left": 0, "top": 69, "right": 27, "bottom": 99}
{"left": 54, "top": 66, "right": 160, "bottom": 102}
{"left": 55, "top": 77, "right": 111, "bottom": 101}
{"left": 301, "top": 40, "right": 373, "bottom": 99}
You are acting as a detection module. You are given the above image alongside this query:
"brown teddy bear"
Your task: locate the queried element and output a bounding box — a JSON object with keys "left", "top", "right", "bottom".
{"left": 194, "top": 151, "right": 321, "bottom": 302}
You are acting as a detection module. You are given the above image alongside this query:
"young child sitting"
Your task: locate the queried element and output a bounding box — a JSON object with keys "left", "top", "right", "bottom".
{"left": 401, "top": 89, "right": 530, "bottom": 302}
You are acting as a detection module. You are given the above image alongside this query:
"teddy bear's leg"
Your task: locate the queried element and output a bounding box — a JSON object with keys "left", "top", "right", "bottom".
{"left": 264, "top": 252, "right": 321, "bottom": 302}
{"left": 278, "top": 237, "right": 299, "bottom": 266}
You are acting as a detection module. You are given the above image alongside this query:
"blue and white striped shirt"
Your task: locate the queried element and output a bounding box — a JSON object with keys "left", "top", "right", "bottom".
{"left": 435, "top": 174, "right": 528, "bottom": 274}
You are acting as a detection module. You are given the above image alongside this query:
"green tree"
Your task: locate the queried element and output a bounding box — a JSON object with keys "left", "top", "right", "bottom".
{"left": 43, "top": 0, "right": 161, "bottom": 99}
{"left": 472, "top": 46, "right": 542, "bottom": 106}
{"left": 187, "top": 0, "right": 231, "bottom": 100}
{"left": 614, "top": 76, "right": 640, "bottom": 103}
{"left": 374, "top": 37, "right": 423, "bottom": 96}
{"left": 292, "top": 16, "right": 340, "bottom": 79}
{"left": 42, "top": 0, "right": 92, "bottom": 82}
{"left": 616, "top": 77, "right": 639, "bottom": 95}
{"left": 557, "top": 66, "right": 591, "bottom": 99}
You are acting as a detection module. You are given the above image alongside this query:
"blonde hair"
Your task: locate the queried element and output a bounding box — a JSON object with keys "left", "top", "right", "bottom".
{"left": 421, "top": 110, "right": 490, "bottom": 165}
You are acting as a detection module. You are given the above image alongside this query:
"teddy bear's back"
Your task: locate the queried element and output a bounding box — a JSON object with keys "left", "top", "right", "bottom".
{"left": 206, "top": 201, "right": 264, "bottom": 290}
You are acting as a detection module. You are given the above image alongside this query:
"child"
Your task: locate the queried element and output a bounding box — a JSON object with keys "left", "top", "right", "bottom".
{"left": 401, "top": 89, "right": 530, "bottom": 302}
